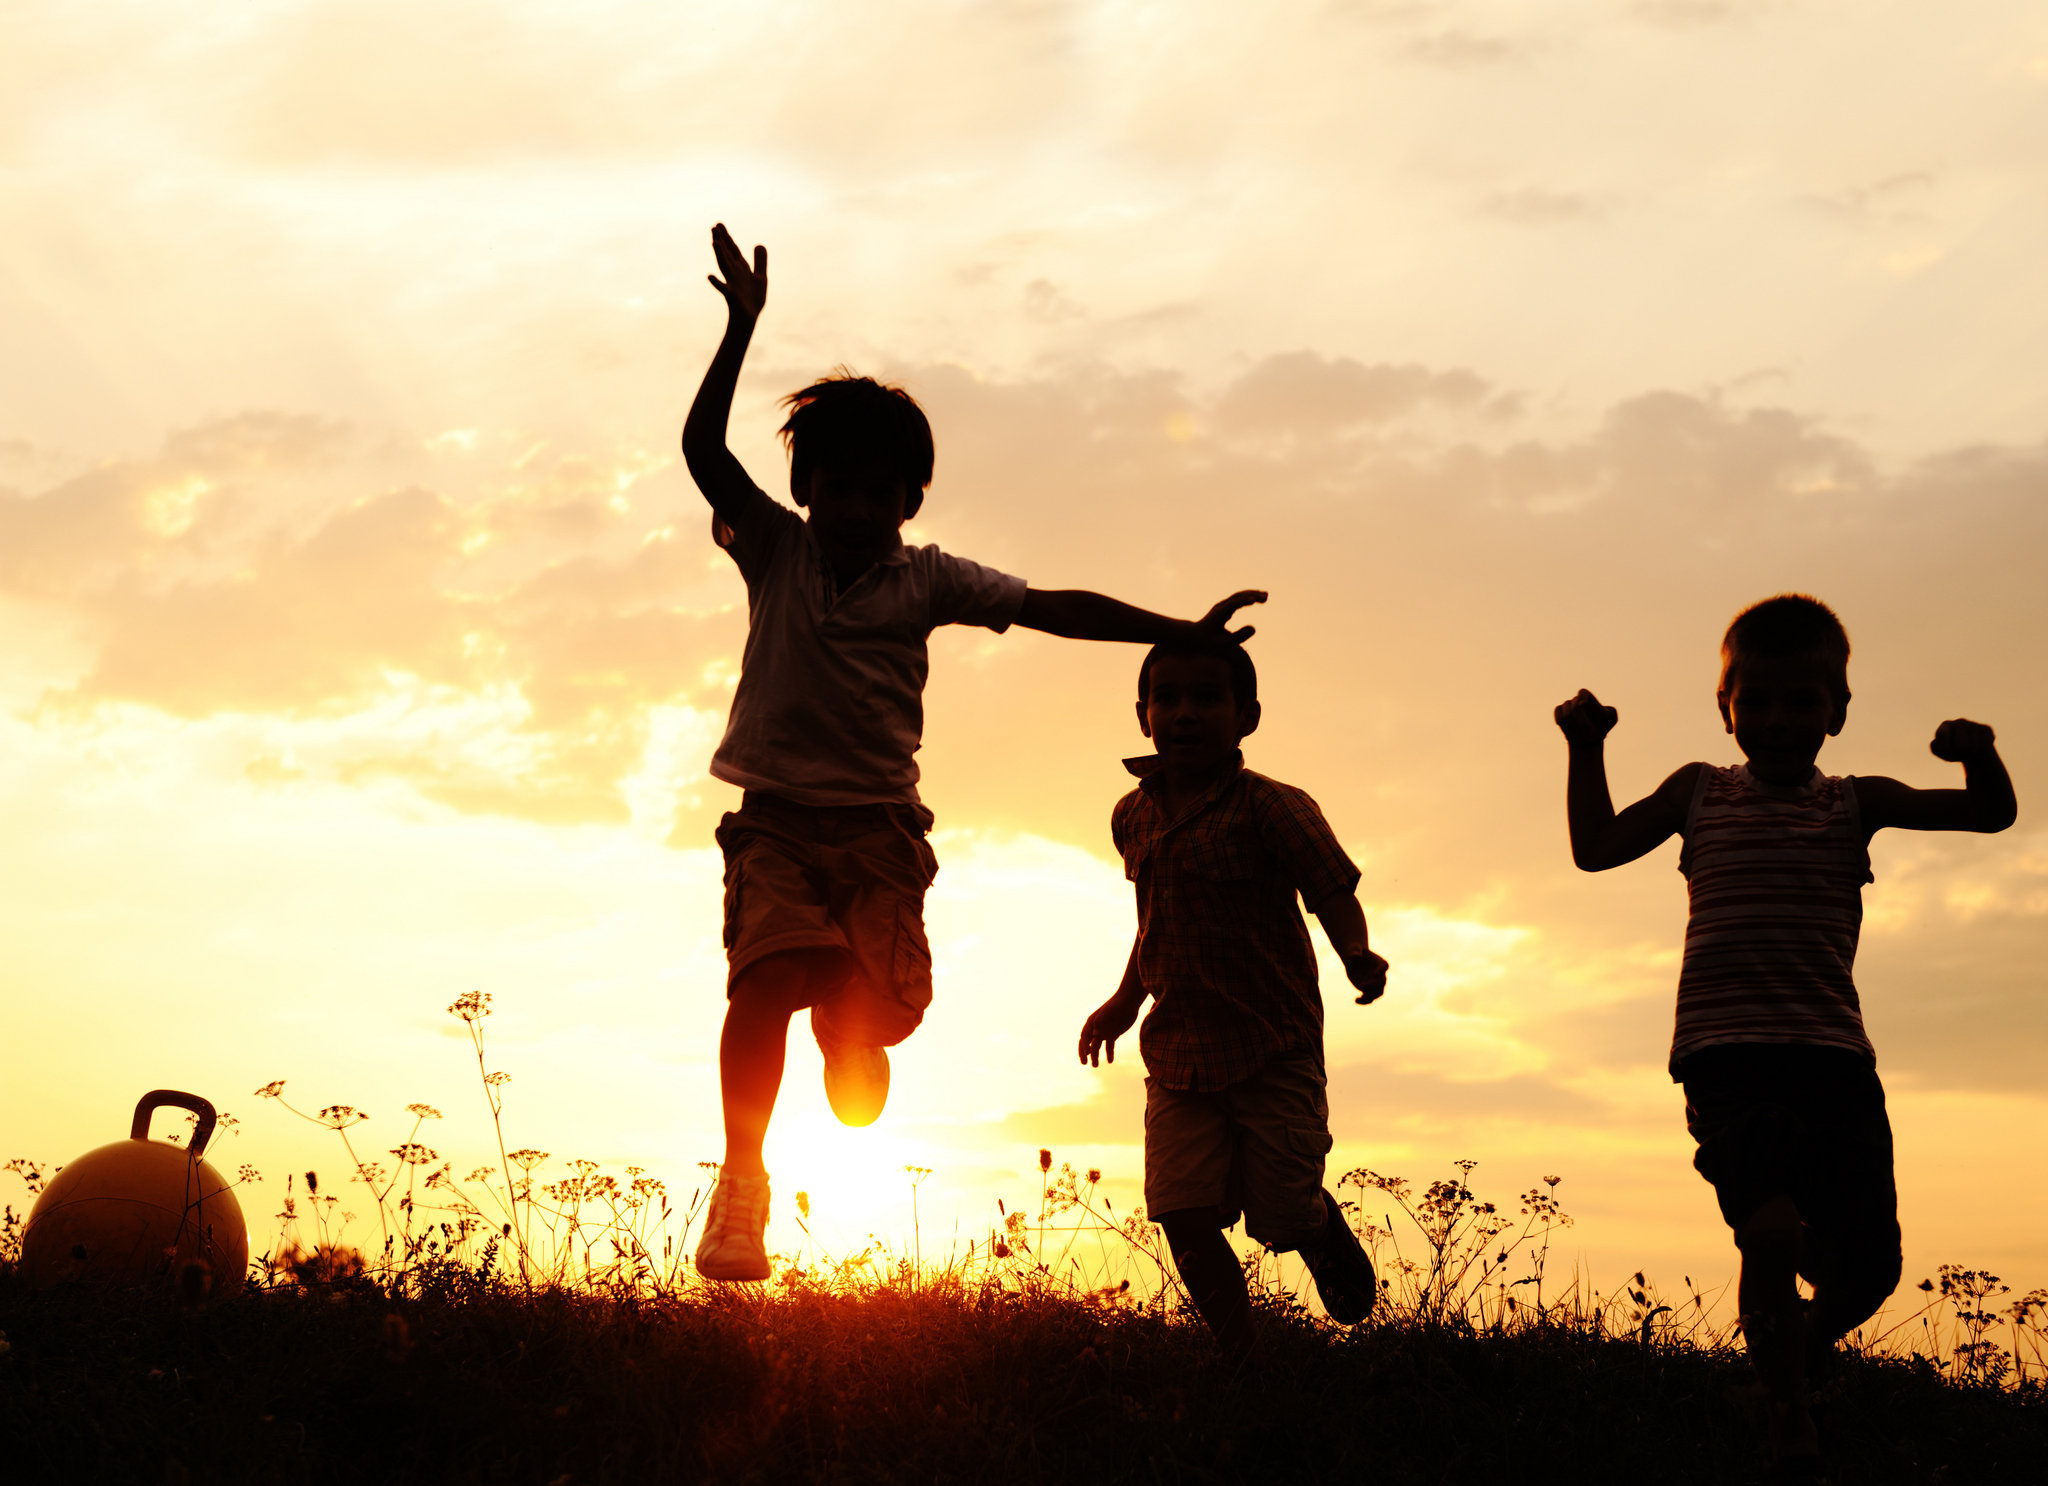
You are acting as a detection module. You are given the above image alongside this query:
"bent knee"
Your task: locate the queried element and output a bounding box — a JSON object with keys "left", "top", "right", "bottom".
{"left": 733, "top": 947, "right": 849, "bottom": 1012}
{"left": 1735, "top": 1196, "right": 1805, "bottom": 1259}
{"left": 1155, "top": 1206, "right": 1228, "bottom": 1249}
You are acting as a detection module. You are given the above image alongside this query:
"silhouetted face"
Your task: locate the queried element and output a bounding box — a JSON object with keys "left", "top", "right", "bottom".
{"left": 799, "top": 461, "right": 910, "bottom": 579}
{"left": 1138, "top": 653, "right": 1260, "bottom": 777}
{"left": 1718, "top": 653, "right": 1847, "bottom": 786}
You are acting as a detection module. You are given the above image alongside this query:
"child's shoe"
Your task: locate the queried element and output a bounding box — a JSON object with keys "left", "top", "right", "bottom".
{"left": 819, "top": 1038, "right": 890, "bottom": 1126}
{"left": 1301, "top": 1188, "right": 1377, "bottom": 1325}
{"left": 695, "top": 1171, "right": 772, "bottom": 1281}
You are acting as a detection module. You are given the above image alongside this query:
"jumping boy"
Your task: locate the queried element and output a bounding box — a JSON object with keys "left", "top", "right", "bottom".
{"left": 1078, "top": 637, "right": 1388, "bottom": 1363}
{"left": 682, "top": 224, "right": 1265, "bottom": 1282}
{"left": 1555, "top": 594, "right": 2016, "bottom": 1472}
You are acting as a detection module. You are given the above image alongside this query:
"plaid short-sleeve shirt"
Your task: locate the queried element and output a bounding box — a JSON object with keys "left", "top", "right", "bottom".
{"left": 1114, "top": 754, "right": 1361, "bottom": 1091}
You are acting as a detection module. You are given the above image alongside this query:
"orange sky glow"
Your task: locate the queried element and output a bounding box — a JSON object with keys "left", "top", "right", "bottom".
{"left": 4, "top": 0, "right": 2046, "bottom": 1312}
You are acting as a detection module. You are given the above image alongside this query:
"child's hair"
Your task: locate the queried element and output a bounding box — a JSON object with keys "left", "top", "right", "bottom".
{"left": 1720, "top": 593, "right": 1851, "bottom": 703}
{"left": 779, "top": 372, "right": 935, "bottom": 518}
{"left": 1138, "top": 638, "right": 1259, "bottom": 708}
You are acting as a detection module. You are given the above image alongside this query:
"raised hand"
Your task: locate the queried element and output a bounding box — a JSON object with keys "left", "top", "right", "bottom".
{"left": 1197, "top": 589, "right": 1268, "bottom": 643}
{"left": 1931, "top": 718, "right": 1997, "bottom": 763}
{"left": 1555, "top": 688, "right": 1619, "bottom": 746}
{"left": 708, "top": 223, "right": 768, "bottom": 323}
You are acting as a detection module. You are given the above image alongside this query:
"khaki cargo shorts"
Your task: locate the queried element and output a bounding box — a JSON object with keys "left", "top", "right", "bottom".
{"left": 715, "top": 791, "right": 939, "bottom": 1049}
{"left": 1143, "top": 1054, "right": 1332, "bottom": 1250}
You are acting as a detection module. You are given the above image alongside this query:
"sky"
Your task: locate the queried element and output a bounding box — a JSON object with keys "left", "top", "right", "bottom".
{"left": 3, "top": 0, "right": 2045, "bottom": 1313}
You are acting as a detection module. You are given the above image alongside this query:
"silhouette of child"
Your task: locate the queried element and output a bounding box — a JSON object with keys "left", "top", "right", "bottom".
{"left": 682, "top": 224, "right": 1266, "bottom": 1282}
{"left": 1556, "top": 594, "right": 2016, "bottom": 1473}
{"left": 1078, "top": 639, "right": 1389, "bottom": 1364}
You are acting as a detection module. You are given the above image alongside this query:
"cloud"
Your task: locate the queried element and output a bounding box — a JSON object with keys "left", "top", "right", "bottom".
{"left": 1479, "top": 188, "right": 1609, "bottom": 226}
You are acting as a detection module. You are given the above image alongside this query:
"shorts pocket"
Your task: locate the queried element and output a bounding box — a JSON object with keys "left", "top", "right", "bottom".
{"left": 891, "top": 900, "right": 935, "bottom": 1013}
{"left": 1287, "top": 1124, "right": 1335, "bottom": 1159}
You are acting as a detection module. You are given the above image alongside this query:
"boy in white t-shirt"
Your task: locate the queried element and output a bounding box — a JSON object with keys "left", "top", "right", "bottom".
{"left": 681, "top": 223, "right": 1264, "bottom": 1281}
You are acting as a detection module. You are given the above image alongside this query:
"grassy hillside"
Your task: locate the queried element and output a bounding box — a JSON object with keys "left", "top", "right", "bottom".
{"left": 3, "top": 1270, "right": 2043, "bottom": 1485}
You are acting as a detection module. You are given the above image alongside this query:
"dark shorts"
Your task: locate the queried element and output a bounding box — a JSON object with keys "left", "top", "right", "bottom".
{"left": 1680, "top": 1043, "right": 1901, "bottom": 1301}
{"left": 715, "top": 792, "right": 939, "bottom": 1049}
{"left": 1143, "top": 1055, "right": 1332, "bottom": 1250}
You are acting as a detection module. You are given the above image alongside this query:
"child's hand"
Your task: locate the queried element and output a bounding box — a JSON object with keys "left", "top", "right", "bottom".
{"left": 708, "top": 223, "right": 768, "bottom": 323}
{"left": 1555, "top": 688, "right": 1619, "bottom": 746}
{"left": 1078, "top": 995, "right": 1142, "bottom": 1067}
{"left": 1931, "top": 718, "right": 1997, "bottom": 763}
{"left": 1344, "top": 949, "right": 1390, "bottom": 1006}
{"left": 1197, "top": 590, "right": 1268, "bottom": 643}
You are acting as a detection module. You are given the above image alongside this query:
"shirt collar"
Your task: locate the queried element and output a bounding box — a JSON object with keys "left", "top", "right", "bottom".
{"left": 1123, "top": 750, "right": 1247, "bottom": 822}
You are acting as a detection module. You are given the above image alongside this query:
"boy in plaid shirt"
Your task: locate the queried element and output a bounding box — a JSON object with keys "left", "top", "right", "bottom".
{"left": 1079, "top": 638, "right": 1388, "bottom": 1362}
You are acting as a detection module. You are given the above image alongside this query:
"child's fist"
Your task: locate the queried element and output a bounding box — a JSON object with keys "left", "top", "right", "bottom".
{"left": 1555, "top": 689, "right": 1618, "bottom": 745}
{"left": 1931, "top": 719, "right": 1997, "bottom": 763}
{"left": 1345, "top": 950, "right": 1389, "bottom": 1006}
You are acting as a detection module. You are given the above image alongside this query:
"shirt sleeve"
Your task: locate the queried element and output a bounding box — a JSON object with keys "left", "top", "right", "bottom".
{"left": 712, "top": 483, "right": 800, "bottom": 582}
{"left": 922, "top": 548, "right": 1029, "bottom": 632}
{"left": 1254, "top": 782, "right": 1360, "bottom": 912}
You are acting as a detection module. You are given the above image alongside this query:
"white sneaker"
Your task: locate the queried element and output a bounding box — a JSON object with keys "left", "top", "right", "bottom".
{"left": 695, "top": 1172, "right": 772, "bottom": 1282}
{"left": 820, "top": 1040, "right": 890, "bottom": 1126}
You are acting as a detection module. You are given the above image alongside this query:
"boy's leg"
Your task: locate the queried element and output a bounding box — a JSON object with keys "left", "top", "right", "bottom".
{"left": 1157, "top": 1208, "right": 1256, "bottom": 1367}
{"left": 698, "top": 947, "right": 850, "bottom": 1283}
{"left": 1802, "top": 1071, "right": 1903, "bottom": 1357}
{"left": 1686, "top": 1071, "right": 1820, "bottom": 1463}
{"left": 1144, "top": 1078, "right": 1255, "bottom": 1365}
{"left": 719, "top": 947, "right": 852, "bottom": 1176}
{"left": 808, "top": 805, "right": 938, "bottom": 1126}
{"left": 1229, "top": 1057, "right": 1376, "bottom": 1324}
{"left": 1735, "top": 1195, "right": 1820, "bottom": 1461}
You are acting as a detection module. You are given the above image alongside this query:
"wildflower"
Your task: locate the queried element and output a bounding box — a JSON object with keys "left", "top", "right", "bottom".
{"left": 404, "top": 1104, "right": 442, "bottom": 1120}
{"left": 391, "top": 1144, "right": 438, "bottom": 1166}
{"left": 1039, "top": 1149, "right": 1052, "bottom": 1173}
{"left": 305, "top": 1171, "right": 319, "bottom": 1196}
{"left": 1085, "top": 1169, "right": 1102, "bottom": 1185}
{"left": 316, "top": 1105, "right": 366, "bottom": 1130}
{"left": 796, "top": 1191, "right": 811, "bottom": 1220}
{"left": 253, "top": 1081, "right": 286, "bottom": 1099}
{"left": 449, "top": 990, "right": 492, "bottom": 1022}
{"left": 236, "top": 1165, "right": 261, "bottom": 1184}
{"left": 508, "top": 1149, "right": 549, "bottom": 1171}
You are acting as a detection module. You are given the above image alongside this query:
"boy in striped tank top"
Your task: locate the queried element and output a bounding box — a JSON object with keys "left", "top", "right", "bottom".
{"left": 1555, "top": 594, "right": 2015, "bottom": 1473}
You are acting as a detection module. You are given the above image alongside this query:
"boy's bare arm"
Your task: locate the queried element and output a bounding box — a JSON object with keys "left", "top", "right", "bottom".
{"left": 1555, "top": 688, "right": 1699, "bottom": 871}
{"left": 1016, "top": 588, "right": 1267, "bottom": 645}
{"left": 680, "top": 223, "right": 772, "bottom": 526}
{"left": 1079, "top": 939, "right": 1148, "bottom": 1067}
{"left": 1310, "top": 891, "right": 1389, "bottom": 1005}
{"left": 1854, "top": 720, "right": 2018, "bottom": 836}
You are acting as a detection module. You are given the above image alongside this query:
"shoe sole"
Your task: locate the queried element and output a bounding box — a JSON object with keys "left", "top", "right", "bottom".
{"left": 1313, "top": 1188, "right": 1377, "bottom": 1325}
{"left": 822, "top": 1044, "right": 890, "bottom": 1127}
{"left": 695, "top": 1254, "right": 771, "bottom": 1283}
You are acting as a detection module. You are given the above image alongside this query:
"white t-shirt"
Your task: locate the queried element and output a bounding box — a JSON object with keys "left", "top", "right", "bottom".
{"left": 708, "top": 486, "right": 1028, "bottom": 806}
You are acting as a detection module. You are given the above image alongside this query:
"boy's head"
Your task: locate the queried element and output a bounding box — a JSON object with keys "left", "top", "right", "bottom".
{"left": 1717, "top": 594, "right": 1851, "bottom": 782}
{"left": 780, "top": 374, "right": 933, "bottom": 576}
{"left": 1136, "top": 639, "right": 1260, "bottom": 773}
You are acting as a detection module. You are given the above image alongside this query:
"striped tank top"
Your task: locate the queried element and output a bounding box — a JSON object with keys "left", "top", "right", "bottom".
{"left": 1670, "top": 763, "right": 1876, "bottom": 1076}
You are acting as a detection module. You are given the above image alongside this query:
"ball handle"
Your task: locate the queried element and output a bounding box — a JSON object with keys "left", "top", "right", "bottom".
{"left": 131, "top": 1089, "right": 219, "bottom": 1158}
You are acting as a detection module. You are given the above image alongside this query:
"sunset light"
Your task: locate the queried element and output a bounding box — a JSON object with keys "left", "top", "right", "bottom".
{"left": 4, "top": 5, "right": 2047, "bottom": 1475}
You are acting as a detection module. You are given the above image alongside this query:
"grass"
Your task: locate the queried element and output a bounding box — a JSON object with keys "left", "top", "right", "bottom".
{"left": 4, "top": 994, "right": 2046, "bottom": 1482}
{"left": 3, "top": 1269, "right": 2045, "bottom": 1484}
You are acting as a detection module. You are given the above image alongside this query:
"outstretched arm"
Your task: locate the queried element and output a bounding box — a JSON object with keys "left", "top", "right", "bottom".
{"left": 681, "top": 223, "right": 771, "bottom": 527}
{"left": 1016, "top": 587, "right": 1267, "bottom": 644}
{"left": 1079, "top": 939, "right": 1148, "bottom": 1067}
{"left": 1311, "top": 891, "right": 1389, "bottom": 1006}
{"left": 1555, "top": 688, "right": 1699, "bottom": 871}
{"left": 1855, "top": 720, "right": 2017, "bottom": 837}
